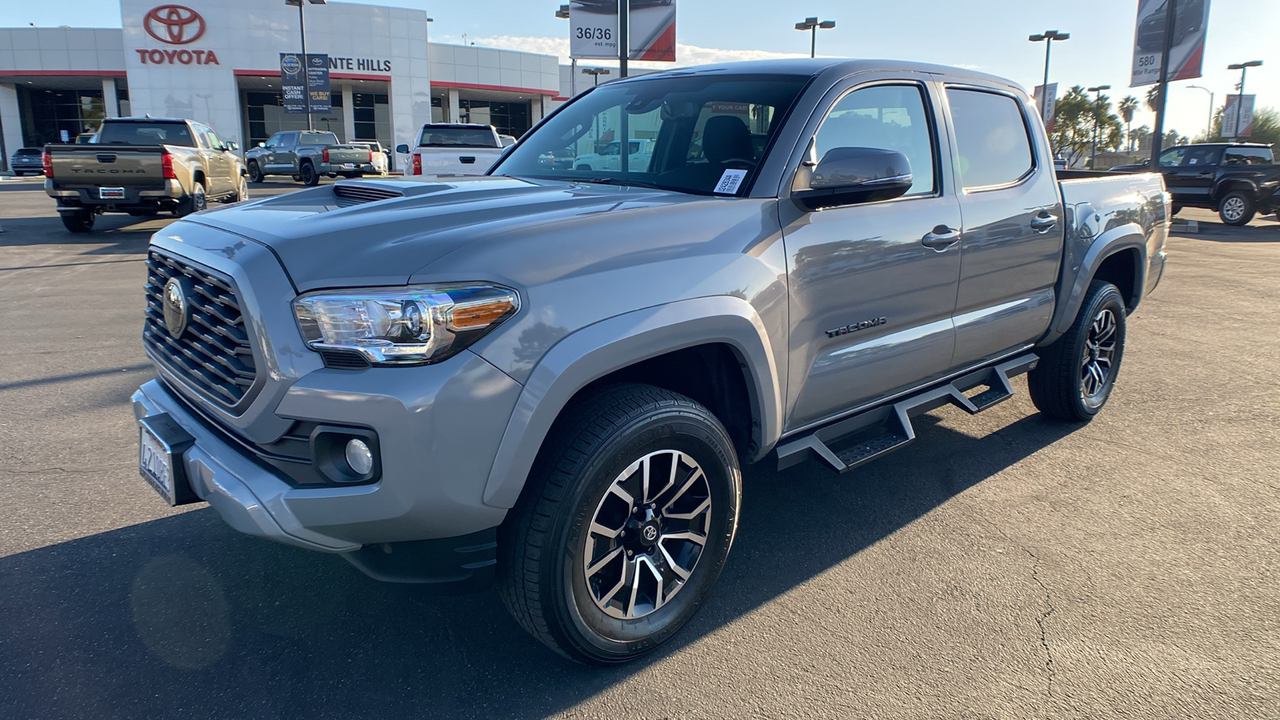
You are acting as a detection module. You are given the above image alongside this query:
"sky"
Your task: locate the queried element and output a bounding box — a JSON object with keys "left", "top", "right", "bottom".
{"left": 4, "top": 0, "right": 1277, "bottom": 141}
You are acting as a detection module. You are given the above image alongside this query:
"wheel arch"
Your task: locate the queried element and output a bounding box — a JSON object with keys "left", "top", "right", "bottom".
{"left": 1042, "top": 225, "right": 1148, "bottom": 346}
{"left": 481, "top": 296, "right": 783, "bottom": 509}
{"left": 1213, "top": 178, "right": 1257, "bottom": 205}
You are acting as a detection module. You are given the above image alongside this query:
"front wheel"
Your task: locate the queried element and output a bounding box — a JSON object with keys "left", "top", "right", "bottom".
{"left": 499, "top": 384, "right": 741, "bottom": 664}
{"left": 1028, "top": 280, "right": 1127, "bottom": 422}
{"left": 247, "top": 161, "right": 263, "bottom": 183}
{"left": 299, "top": 163, "right": 319, "bottom": 186}
{"left": 1219, "top": 191, "right": 1255, "bottom": 226}
{"left": 60, "top": 208, "right": 96, "bottom": 233}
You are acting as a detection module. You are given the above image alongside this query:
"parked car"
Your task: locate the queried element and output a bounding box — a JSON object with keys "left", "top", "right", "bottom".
{"left": 43, "top": 117, "right": 246, "bottom": 232}
{"left": 9, "top": 147, "right": 44, "bottom": 175}
{"left": 349, "top": 141, "right": 389, "bottom": 175}
{"left": 1151, "top": 142, "right": 1278, "bottom": 225}
{"left": 573, "top": 139, "right": 656, "bottom": 172}
{"left": 245, "top": 131, "right": 375, "bottom": 185}
{"left": 395, "top": 123, "right": 506, "bottom": 176}
{"left": 75, "top": 132, "right": 98, "bottom": 144}
{"left": 132, "top": 59, "right": 1168, "bottom": 664}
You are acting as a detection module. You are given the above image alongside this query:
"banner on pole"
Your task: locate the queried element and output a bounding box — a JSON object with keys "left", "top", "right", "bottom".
{"left": 1222, "top": 94, "right": 1256, "bottom": 138}
{"left": 281, "top": 53, "right": 330, "bottom": 113}
{"left": 1034, "top": 83, "right": 1058, "bottom": 132}
{"left": 570, "top": 0, "right": 676, "bottom": 62}
{"left": 1131, "top": 0, "right": 1212, "bottom": 87}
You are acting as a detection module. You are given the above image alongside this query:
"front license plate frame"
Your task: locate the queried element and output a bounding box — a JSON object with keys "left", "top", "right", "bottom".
{"left": 138, "top": 413, "right": 198, "bottom": 506}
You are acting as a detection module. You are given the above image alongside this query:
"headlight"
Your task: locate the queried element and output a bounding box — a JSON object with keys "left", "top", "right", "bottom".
{"left": 293, "top": 284, "right": 519, "bottom": 366}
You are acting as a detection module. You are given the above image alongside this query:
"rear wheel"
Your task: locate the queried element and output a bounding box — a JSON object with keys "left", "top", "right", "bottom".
{"left": 60, "top": 208, "right": 96, "bottom": 233}
{"left": 499, "top": 384, "right": 741, "bottom": 664}
{"left": 1028, "top": 280, "right": 1127, "bottom": 422}
{"left": 300, "top": 162, "right": 319, "bottom": 186}
{"left": 176, "top": 181, "right": 207, "bottom": 217}
{"left": 1219, "top": 191, "right": 1255, "bottom": 226}
{"left": 247, "top": 161, "right": 263, "bottom": 183}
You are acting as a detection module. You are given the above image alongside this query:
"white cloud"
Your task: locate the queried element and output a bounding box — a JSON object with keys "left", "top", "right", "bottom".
{"left": 456, "top": 35, "right": 806, "bottom": 69}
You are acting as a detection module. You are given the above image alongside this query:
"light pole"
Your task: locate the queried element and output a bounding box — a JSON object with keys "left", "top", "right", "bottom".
{"left": 1028, "top": 30, "right": 1069, "bottom": 126}
{"left": 1226, "top": 60, "right": 1262, "bottom": 138}
{"left": 1087, "top": 84, "right": 1110, "bottom": 169}
{"left": 285, "top": 0, "right": 326, "bottom": 132}
{"left": 1186, "top": 85, "right": 1214, "bottom": 140}
{"left": 795, "top": 17, "right": 835, "bottom": 58}
{"left": 582, "top": 67, "right": 610, "bottom": 87}
{"left": 555, "top": 5, "right": 576, "bottom": 97}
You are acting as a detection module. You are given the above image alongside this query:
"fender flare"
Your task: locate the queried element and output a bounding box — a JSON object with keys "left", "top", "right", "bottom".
{"left": 1045, "top": 222, "right": 1148, "bottom": 343}
{"left": 1213, "top": 177, "right": 1258, "bottom": 203}
{"left": 481, "top": 295, "right": 783, "bottom": 509}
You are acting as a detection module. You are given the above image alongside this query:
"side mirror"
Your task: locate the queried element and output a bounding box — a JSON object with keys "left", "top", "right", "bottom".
{"left": 257, "top": 141, "right": 266, "bottom": 148}
{"left": 225, "top": 141, "right": 238, "bottom": 152}
{"left": 794, "top": 147, "right": 914, "bottom": 210}
{"left": 395, "top": 144, "right": 410, "bottom": 154}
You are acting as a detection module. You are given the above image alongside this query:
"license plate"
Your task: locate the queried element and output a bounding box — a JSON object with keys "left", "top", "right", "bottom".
{"left": 137, "top": 414, "right": 197, "bottom": 506}
{"left": 100, "top": 187, "right": 125, "bottom": 199}
{"left": 139, "top": 424, "right": 174, "bottom": 503}
{"left": 342, "top": 163, "right": 355, "bottom": 170}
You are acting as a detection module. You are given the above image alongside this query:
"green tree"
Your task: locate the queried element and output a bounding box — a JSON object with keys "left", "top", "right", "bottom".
{"left": 1119, "top": 96, "right": 1139, "bottom": 151}
{"left": 1146, "top": 85, "right": 1161, "bottom": 113}
{"left": 1050, "top": 86, "right": 1124, "bottom": 167}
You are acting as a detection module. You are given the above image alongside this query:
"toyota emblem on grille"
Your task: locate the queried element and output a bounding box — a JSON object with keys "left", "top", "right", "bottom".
{"left": 144, "top": 4, "right": 206, "bottom": 45}
{"left": 163, "top": 278, "right": 190, "bottom": 338}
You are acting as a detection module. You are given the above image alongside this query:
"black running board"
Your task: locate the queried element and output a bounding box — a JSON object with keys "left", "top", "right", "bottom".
{"left": 775, "top": 353, "right": 1039, "bottom": 474}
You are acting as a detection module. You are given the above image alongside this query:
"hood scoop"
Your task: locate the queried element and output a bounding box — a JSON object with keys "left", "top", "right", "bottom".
{"left": 333, "top": 182, "right": 405, "bottom": 207}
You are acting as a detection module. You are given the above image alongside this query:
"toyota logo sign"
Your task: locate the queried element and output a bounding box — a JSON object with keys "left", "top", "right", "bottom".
{"left": 144, "top": 4, "right": 206, "bottom": 45}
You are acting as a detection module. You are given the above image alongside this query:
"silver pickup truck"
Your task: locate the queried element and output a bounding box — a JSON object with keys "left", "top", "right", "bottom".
{"left": 132, "top": 59, "right": 1168, "bottom": 664}
{"left": 244, "top": 130, "right": 375, "bottom": 186}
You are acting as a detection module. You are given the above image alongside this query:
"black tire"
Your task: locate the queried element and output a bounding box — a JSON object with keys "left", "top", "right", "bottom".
{"left": 576, "top": 164, "right": 592, "bottom": 171}
{"left": 291, "top": 174, "right": 301, "bottom": 182}
{"left": 1028, "top": 280, "right": 1127, "bottom": 422}
{"left": 1170, "top": 203, "right": 1182, "bottom": 216}
{"left": 247, "top": 161, "right": 263, "bottom": 183}
{"left": 224, "top": 175, "right": 248, "bottom": 203}
{"left": 300, "top": 163, "right": 319, "bottom": 186}
{"left": 60, "top": 209, "right": 95, "bottom": 233}
{"left": 1218, "top": 191, "right": 1255, "bottom": 226}
{"left": 499, "top": 383, "right": 741, "bottom": 665}
{"left": 176, "top": 181, "right": 207, "bottom": 217}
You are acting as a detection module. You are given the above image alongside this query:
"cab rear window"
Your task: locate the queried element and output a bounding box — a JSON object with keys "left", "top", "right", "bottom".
{"left": 96, "top": 123, "right": 195, "bottom": 147}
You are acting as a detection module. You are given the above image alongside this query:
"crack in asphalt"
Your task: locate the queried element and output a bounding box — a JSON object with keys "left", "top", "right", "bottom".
{"left": 1023, "top": 546, "right": 1057, "bottom": 701}
{"left": 0, "top": 466, "right": 117, "bottom": 476}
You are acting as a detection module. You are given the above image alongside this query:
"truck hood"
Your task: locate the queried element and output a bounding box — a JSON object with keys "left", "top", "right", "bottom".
{"left": 182, "top": 176, "right": 707, "bottom": 290}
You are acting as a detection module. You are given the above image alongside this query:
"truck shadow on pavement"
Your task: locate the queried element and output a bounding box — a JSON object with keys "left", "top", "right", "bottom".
{"left": 0, "top": 409, "right": 1079, "bottom": 719}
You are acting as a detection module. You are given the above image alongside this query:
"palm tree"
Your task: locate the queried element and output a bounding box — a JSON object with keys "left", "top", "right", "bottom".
{"left": 1119, "top": 96, "right": 1139, "bottom": 151}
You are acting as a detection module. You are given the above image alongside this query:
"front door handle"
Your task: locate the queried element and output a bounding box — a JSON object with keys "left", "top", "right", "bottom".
{"left": 922, "top": 225, "right": 961, "bottom": 249}
{"left": 1030, "top": 212, "right": 1059, "bottom": 233}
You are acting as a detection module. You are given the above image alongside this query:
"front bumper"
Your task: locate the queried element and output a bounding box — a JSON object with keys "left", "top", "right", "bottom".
{"left": 132, "top": 347, "right": 522, "bottom": 554}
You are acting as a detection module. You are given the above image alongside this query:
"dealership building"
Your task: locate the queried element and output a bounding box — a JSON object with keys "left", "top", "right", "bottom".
{"left": 0, "top": 0, "right": 566, "bottom": 172}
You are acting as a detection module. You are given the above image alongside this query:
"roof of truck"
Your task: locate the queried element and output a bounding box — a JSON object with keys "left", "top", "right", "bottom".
{"left": 615, "top": 58, "right": 1024, "bottom": 93}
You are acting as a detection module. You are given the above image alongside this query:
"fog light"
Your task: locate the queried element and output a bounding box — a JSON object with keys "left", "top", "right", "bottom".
{"left": 345, "top": 438, "right": 373, "bottom": 475}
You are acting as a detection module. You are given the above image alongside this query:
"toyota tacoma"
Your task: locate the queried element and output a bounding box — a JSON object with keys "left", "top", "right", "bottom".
{"left": 132, "top": 59, "right": 1169, "bottom": 664}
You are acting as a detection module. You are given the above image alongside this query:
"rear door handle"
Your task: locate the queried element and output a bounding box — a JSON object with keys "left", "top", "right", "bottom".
{"left": 1030, "top": 212, "right": 1059, "bottom": 232}
{"left": 922, "top": 225, "right": 961, "bottom": 249}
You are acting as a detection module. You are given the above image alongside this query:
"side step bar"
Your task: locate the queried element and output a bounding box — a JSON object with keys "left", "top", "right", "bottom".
{"left": 775, "top": 353, "right": 1039, "bottom": 474}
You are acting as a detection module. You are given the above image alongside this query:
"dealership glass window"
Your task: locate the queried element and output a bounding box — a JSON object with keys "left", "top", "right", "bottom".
{"left": 459, "top": 99, "right": 531, "bottom": 138}
{"left": 20, "top": 88, "right": 105, "bottom": 146}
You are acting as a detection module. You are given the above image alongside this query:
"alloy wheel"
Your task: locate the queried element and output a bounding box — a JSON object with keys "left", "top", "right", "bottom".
{"left": 1081, "top": 307, "right": 1118, "bottom": 404}
{"left": 582, "top": 449, "right": 712, "bottom": 620}
{"left": 1222, "top": 196, "right": 1246, "bottom": 222}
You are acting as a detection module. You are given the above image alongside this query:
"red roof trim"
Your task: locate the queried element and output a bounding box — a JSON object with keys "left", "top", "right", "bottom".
{"left": 0, "top": 70, "right": 125, "bottom": 77}
{"left": 433, "top": 80, "right": 556, "bottom": 96}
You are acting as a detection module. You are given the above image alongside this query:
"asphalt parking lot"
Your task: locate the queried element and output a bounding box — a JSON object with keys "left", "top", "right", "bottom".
{"left": 1, "top": 176, "right": 1277, "bottom": 719}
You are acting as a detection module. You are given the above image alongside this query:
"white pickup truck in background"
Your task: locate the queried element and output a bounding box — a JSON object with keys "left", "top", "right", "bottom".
{"left": 396, "top": 123, "right": 507, "bottom": 176}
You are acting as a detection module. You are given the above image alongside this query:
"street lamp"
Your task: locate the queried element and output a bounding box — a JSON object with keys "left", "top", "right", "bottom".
{"left": 285, "top": 0, "right": 327, "bottom": 132}
{"left": 1028, "top": 30, "right": 1069, "bottom": 126}
{"left": 1087, "top": 84, "right": 1111, "bottom": 169}
{"left": 582, "top": 67, "right": 610, "bottom": 87}
{"left": 1186, "top": 85, "right": 1214, "bottom": 140}
{"left": 1226, "top": 60, "right": 1262, "bottom": 139}
{"left": 795, "top": 17, "right": 835, "bottom": 59}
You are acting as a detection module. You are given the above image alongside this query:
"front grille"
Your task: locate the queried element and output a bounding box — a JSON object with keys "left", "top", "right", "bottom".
{"left": 144, "top": 250, "right": 257, "bottom": 408}
{"left": 333, "top": 183, "right": 403, "bottom": 207}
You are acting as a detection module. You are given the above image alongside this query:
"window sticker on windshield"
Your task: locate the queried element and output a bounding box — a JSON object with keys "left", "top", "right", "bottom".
{"left": 714, "top": 169, "right": 748, "bottom": 195}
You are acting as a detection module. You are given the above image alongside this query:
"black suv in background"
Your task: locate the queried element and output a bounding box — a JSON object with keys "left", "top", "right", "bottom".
{"left": 1114, "top": 143, "right": 1278, "bottom": 225}
{"left": 9, "top": 147, "right": 44, "bottom": 176}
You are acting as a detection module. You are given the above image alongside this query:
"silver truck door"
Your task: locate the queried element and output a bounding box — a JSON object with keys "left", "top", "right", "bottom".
{"left": 199, "top": 125, "right": 230, "bottom": 196}
{"left": 941, "top": 86, "right": 1064, "bottom": 368}
{"left": 780, "top": 78, "right": 963, "bottom": 432}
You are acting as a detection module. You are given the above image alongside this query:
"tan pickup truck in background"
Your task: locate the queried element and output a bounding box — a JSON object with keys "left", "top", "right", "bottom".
{"left": 44, "top": 117, "right": 248, "bottom": 233}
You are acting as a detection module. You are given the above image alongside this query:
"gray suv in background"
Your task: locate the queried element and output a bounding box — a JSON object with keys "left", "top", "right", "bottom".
{"left": 9, "top": 147, "right": 44, "bottom": 176}
{"left": 132, "top": 59, "right": 1168, "bottom": 663}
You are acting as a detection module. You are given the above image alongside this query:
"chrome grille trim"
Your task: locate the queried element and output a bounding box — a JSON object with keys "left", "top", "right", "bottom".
{"left": 144, "top": 249, "right": 259, "bottom": 409}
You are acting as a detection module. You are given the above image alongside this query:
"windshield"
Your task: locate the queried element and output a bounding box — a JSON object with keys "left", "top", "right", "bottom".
{"left": 418, "top": 127, "right": 499, "bottom": 148}
{"left": 492, "top": 73, "right": 809, "bottom": 196}
{"left": 299, "top": 132, "right": 340, "bottom": 146}
{"left": 97, "top": 122, "right": 195, "bottom": 147}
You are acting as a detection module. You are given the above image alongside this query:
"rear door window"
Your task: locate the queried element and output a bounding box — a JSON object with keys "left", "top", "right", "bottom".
{"left": 1182, "top": 146, "right": 1217, "bottom": 166}
{"left": 946, "top": 88, "right": 1034, "bottom": 190}
{"left": 1223, "top": 146, "right": 1273, "bottom": 165}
